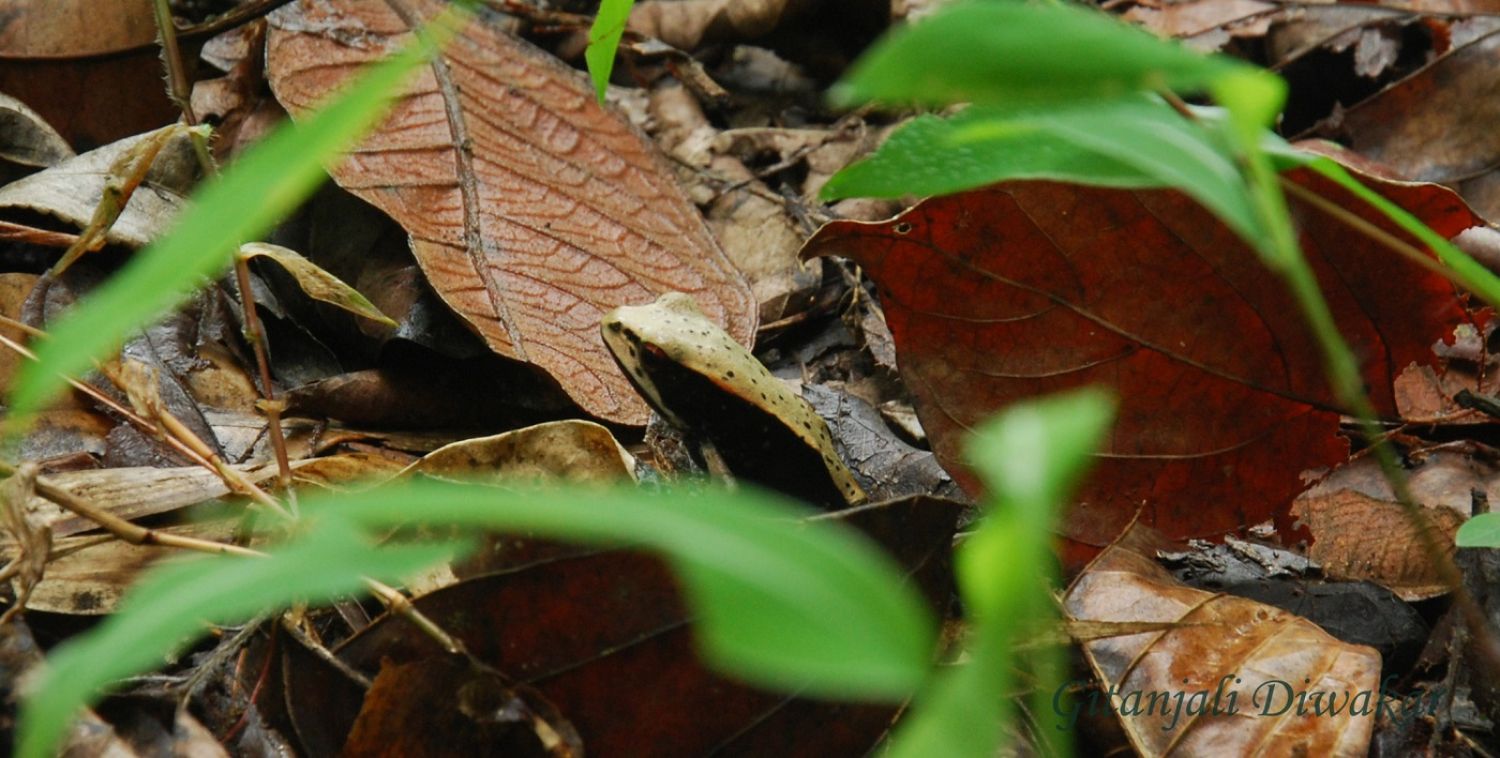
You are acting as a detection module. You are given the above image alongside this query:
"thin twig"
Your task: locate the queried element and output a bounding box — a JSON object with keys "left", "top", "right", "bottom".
{"left": 233, "top": 258, "right": 297, "bottom": 514}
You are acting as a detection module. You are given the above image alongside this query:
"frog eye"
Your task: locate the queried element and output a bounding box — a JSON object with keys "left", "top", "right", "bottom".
{"left": 605, "top": 321, "right": 623, "bottom": 334}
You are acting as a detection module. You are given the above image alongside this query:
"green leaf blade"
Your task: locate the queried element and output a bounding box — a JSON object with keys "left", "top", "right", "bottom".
{"left": 18, "top": 521, "right": 460, "bottom": 758}
{"left": 834, "top": 0, "right": 1250, "bottom": 108}
{"left": 586, "top": 0, "right": 635, "bottom": 102}
{"left": 322, "top": 479, "right": 937, "bottom": 699}
{"left": 1457, "top": 513, "right": 1500, "bottom": 548}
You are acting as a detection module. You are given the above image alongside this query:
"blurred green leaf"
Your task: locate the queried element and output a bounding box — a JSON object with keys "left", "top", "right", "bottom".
{"left": 18, "top": 520, "right": 460, "bottom": 758}
{"left": 965, "top": 387, "right": 1116, "bottom": 522}
{"left": 322, "top": 479, "right": 936, "bottom": 698}
{"left": 586, "top": 0, "right": 635, "bottom": 102}
{"left": 1457, "top": 513, "right": 1500, "bottom": 548}
{"left": 834, "top": 0, "right": 1251, "bottom": 108}
{"left": 890, "top": 388, "right": 1114, "bottom": 757}
{"left": 5, "top": 4, "right": 471, "bottom": 429}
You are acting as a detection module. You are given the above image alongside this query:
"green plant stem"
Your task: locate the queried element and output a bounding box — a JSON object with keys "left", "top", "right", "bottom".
{"left": 1258, "top": 189, "right": 1500, "bottom": 682}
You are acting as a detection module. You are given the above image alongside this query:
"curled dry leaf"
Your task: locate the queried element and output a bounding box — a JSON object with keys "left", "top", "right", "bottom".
{"left": 0, "top": 125, "right": 198, "bottom": 250}
{"left": 239, "top": 242, "right": 396, "bottom": 327}
{"left": 265, "top": 0, "right": 756, "bottom": 424}
{"left": 407, "top": 420, "right": 636, "bottom": 486}
{"left": 802, "top": 169, "right": 1474, "bottom": 548}
{"left": 0, "top": 92, "right": 72, "bottom": 176}
{"left": 1064, "top": 523, "right": 1380, "bottom": 757}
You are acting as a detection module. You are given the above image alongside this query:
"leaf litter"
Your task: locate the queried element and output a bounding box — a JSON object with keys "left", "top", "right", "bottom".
{"left": 0, "top": 0, "right": 1499, "bottom": 755}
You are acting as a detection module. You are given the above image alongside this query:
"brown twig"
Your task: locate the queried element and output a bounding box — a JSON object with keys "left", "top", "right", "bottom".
{"left": 233, "top": 257, "right": 297, "bottom": 513}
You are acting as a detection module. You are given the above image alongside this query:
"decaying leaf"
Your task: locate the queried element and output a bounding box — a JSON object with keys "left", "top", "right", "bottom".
{"left": 240, "top": 242, "right": 396, "bottom": 327}
{"left": 0, "top": 464, "right": 49, "bottom": 623}
{"left": 12, "top": 520, "right": 238, "bottom": 615}
{"left": 0, "top": 125, "right": 199, "bottom": 250}
{"left": 802, "top": 169, "right": 1474, "bottom": 548}
{"left": 341, "top": 656, "right": 581, "bottom": 757}
{"left": 1293, "top": 447, "right": 1493, "bottom": 600}
{"left": 1064, "top": 523, "right": 1381, "bottom": 756}
{"left": 265, "top": 0, "right": 756, "bottom": 424}
{"left": 1334, "top": 28, "right": 1500, "bottom": 221}
{"left": 0, "top": 92, "right": 73, "bottom": 178}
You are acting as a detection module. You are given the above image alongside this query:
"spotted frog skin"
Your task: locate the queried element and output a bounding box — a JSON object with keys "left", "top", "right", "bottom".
{"left": 601, "top": 292, "right": 866, "bottom": 506}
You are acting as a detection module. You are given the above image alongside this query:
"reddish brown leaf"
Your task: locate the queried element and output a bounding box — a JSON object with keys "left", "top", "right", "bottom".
{"left": 265, "top": 0, "right": 756, "bottom": 424}
{"left": 1333, "top": 29, "right": 1500, "bottom": 221}
{"left": 801, "top": 169, "right": 1475, "bottom": 549}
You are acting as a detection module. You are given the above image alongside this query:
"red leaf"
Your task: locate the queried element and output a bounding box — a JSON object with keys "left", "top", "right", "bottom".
{"left": 801, "top": 169, "right": 1476, "bottom": 549}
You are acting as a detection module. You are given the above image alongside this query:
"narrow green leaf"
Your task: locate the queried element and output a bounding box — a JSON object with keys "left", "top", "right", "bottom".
{"left": 834, "top": 0, "right": 1250, "bottom": 108}
{"left": 964, "top": 387, "right": 1116, "bottom": 520}
{"left": 892, "top": 389, "right": 1113, "bottom": 757}
{"left": 318, "top": 479, "right": 936, "bottom": 698}
{"left": 17, "top": 520, "right": 460, "bottom": 758}
{"left": 823, "top": 101, "right": 1311, "bottom": 250}
{"left": 821, "top": 106, "right": 1158, "bottom": 200}
{"left": 1307, "top": 157, "right": 1500, "bottom": 310}
{"left": 240, "top": 242, "right": 397, "bottom": 326}
{"left": 1457, "top": 513, "right": 1500, "bottom": 548}
{"left": 5, "top": 4, "right": 471, "bottom": 429}
{"left": 586, "top": 0, "right": 635, "bottom": 103}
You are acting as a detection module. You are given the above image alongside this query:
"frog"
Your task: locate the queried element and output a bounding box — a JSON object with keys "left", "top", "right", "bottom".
{"left": 601, "top": 292, "right": 867, "bottom": 507}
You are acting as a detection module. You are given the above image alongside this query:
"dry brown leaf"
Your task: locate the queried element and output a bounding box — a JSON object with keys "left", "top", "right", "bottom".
{"left": 15, "top": 520, "right": 237, "bottom": 615}
{"left": 0, "top": 464, "right": 48, "bottom": 623}
{"left": 0, "top": 125, "right": 198, "bottom": 250}
{"left": 0, "top": 92, "right": 72, "bottom": 175}
{"left": 1064, "top": 523, "right": 1380, "bottom": 757}
{"left": 240, "top": 242, "right": 396, "bottom": 327}
{"left": 265, "top": 0, "right": 756, "bottom": 424}
{"left": 408, "top": 420, "right": 635, "bottom": 485}
{"left": 1293, "top": 448, "right": 1492, "bottom": 600}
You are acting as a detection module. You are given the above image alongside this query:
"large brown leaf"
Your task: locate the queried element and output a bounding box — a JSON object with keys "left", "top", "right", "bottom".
{"left": 265, "top": 0, "right": 756, "bottom": 423}
{"left": 802, "top": 169, "right": 1475, "bottom": 549}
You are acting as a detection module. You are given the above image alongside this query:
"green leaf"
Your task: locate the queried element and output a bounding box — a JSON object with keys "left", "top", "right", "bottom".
{"left": 821, "top": 107, "right": 1158, "bottom": 200}
{"left": 966, "top": 387, "right": 1116, "bottom": 520}
{"left": 319, "top": 479, "right": 936, "bottom": 698}
{"left": 17, "top": 520, "right": 461, "bottom": 758}
{"left": 1457, "top": 513, "right": 1500, "bottom": 548}
{"left": 239, "top": 242, "right": 396, "bottom": 326}
{"left": 886, "top": 652, "right": 1008, "bottom": 758}
{"left": 586, "top": 0, "right": 635, "bottom": 103}
{"left": 823, "top": 100, "right": 1311, "bottom": 260}
{"left": 891, "top": 389, "right": 1114, "bottom": 757}
{"left": 4, "top": 4, "right": 472, "bottom": 430}
{"left": 834, "top": 0, "right": 1252, "bottom": 108}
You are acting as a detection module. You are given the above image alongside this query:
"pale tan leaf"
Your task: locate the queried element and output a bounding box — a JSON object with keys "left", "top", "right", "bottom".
{"left": 240, "top": 242, "right": 397, "bottom": 326}
{"left": 1064, "top": 523, "right": 1380, "bottom": 757}
{"left": 265, "top": 0, "right": 756, "bottom": 423}
{"left": 408, "top": 419, "right": 635, "bottom": 485}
